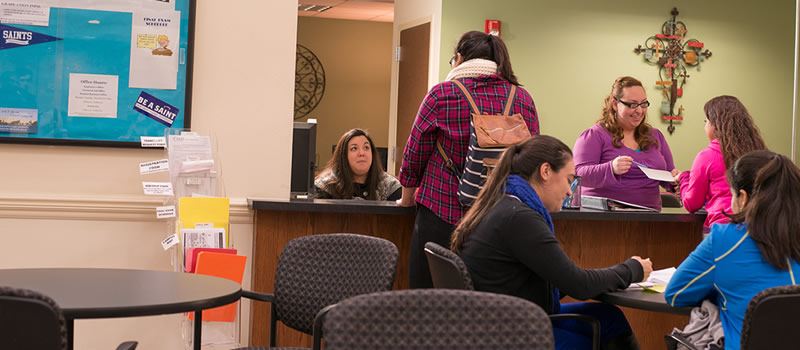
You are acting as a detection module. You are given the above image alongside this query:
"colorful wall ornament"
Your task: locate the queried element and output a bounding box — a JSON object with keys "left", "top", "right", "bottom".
{"left": 633, "top": 8, "right": 712, "bottom": 134}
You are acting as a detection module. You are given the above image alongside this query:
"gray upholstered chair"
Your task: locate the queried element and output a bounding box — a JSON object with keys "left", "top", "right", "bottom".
{"left": 424, "top": 241, "right": 601, "bottom": 350}
{"left": 0, "top": 286, "right": 137, "bottom": 350}
{"left": 740, "top": 284, "right": 800, "bottom": 350}
{"left": 315, "top": 289, "right": 554, "bottom": 350}
{"left": 236, "top": 233, "right": 399, "bottom": 349}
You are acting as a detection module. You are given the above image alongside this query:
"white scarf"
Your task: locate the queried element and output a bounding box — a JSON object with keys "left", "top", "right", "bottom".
{"left": 445, "top": 58, "right": 498, "bottom": 81}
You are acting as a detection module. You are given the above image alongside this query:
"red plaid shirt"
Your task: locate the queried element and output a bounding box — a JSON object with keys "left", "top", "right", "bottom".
{"left": 399, "top": 75, "right": 540, "bottom": 224}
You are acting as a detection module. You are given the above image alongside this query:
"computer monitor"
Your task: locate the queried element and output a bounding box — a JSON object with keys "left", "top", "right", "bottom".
{"left": 291, "top": 122, "right": 317, "bottom": 194}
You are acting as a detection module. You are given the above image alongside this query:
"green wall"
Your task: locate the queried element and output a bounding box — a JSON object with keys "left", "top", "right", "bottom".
{"left": 441, "top": 0, "right": 795, "bottom": 170}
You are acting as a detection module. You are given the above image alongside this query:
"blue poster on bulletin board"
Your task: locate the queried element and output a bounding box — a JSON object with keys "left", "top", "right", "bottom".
{"left": 0, "top": 0, "right": 195, "bottom": 147}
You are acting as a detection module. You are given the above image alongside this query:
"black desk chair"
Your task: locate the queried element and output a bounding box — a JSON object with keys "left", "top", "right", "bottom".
{"left": 235, "top": 233, "right": 399, "bottom": 349}
{"left": 315, "top": 289, "right": 555, "bottom": 350}
{"left": 740, "top": 284, "right": 800, "bottom": 349}
{"left": 0, "top": 286, "right": 137, "bottom": 350}
{"left": 661, "top": 192, "right": 682, "bottom": 208}
{"left": 424, "top": 242, "right": 601, "bottom": 350}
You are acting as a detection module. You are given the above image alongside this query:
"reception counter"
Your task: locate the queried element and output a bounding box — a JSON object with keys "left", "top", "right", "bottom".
{"left": 248, "top": 198, "right": 704, "bottom": 349}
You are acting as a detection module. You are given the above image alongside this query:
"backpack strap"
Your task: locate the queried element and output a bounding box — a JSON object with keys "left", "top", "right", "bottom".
{"left": 502, "top": 85, "right": 518, "bottom": 116}
{"left": 436, "top": 140, "right": 461, "bottom": 179}
{"left": 451, "top": 79, "right": 481, "bottom": 115}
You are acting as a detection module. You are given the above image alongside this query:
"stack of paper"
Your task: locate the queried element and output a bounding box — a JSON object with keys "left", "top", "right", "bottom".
{"left": 177, "top": 197, "right": 230, "bottom": 271}
{"left": 627, "top": 267, "right": 676, "bottom": 293}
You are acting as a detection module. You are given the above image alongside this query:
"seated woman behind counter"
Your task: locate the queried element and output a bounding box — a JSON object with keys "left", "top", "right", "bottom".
{"left": 314, "top": 128, "right": 401, "bottom": 201}
{"left": 573, "top": 76, "right": 677, "bottom": 210}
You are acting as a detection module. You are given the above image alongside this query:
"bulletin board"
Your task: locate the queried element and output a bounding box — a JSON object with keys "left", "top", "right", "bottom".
{"left": 0, "top": 0, "right": 195, "bottom": 147}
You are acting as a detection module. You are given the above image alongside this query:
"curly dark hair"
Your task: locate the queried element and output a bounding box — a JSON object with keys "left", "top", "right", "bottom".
{"left": 704, "top": 96, "right": 767, "bottom": 168}
{"left": 596, "top": 76, "right": 657, "bottom": 151}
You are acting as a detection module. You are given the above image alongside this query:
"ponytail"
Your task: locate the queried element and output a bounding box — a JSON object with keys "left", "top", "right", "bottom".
{"left": 727, "top": 151, "right": 800, "bottom": 269}
{"left": 451, "top": 135, "right": 571, "bottom": 253}
{"left": 452, "top": 31, "right": 520, "bottom": 86}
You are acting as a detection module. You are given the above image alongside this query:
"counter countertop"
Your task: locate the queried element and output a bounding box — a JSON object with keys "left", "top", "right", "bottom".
{"left": 248, "top": 198, "right": 705, "bottom": 222}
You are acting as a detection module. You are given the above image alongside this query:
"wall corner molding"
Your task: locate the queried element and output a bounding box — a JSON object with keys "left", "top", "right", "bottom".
{"left": 0, "top": 194, "right": 254, "bottom": 223}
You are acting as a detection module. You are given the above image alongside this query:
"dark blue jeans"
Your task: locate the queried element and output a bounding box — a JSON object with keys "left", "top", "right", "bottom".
{"left": 552, "top": 302, "right": 633, "bottom": 350}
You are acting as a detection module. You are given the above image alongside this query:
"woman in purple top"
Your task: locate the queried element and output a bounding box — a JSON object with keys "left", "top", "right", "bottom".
{"left": 574, "top": 76, "right": 677, "bottom": 210}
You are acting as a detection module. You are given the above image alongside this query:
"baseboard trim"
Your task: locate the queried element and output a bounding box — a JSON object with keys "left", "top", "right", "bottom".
{"left": 0, "top": 195, "right": 253, "bottom": 223}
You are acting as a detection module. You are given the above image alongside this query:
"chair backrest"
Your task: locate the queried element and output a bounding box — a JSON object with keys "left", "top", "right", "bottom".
{"left": 273, "top": 233, "right": 399, "bottom": 335}
{"left": 740, "top": 284, "right": 800, "bottom": 350}
{"left": 424, "top": 241, "right": 474, "bottom": 290}
{"left": 660, "top": 192, "right": 682, "bottom": 208}
{"left": 0, "top": 286, "right": 68, "bottom": 350}
{"left": 321, "top": 289, "right": 554, "bottom": 350}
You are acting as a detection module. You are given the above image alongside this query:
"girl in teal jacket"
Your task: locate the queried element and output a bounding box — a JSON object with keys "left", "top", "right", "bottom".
{"left": 665, "top": 150, "right": 800, "bottom": 350}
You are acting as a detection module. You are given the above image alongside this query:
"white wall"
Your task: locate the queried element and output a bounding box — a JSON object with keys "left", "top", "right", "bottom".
{"left": 0, "top": 0, "right": 296, "bottom": 348}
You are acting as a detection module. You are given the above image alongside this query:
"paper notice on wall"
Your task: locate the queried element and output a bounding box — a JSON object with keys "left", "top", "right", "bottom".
{"left": 67, "top": 73, "right": 119, "bottom": 118}
{"left": 0, "top": 2, "right": 50, "bottom": 26}
{"left": 0, "top": 107, "right": 37, "bottom": 133}
{"left": 129, "top": 10, "right": 180, "bottom": 90}
{"left": 142, "top": 181, "right": 173, "bottom": 196}
{"left": 139, "top": 158, "right": 169, "bottom": 174}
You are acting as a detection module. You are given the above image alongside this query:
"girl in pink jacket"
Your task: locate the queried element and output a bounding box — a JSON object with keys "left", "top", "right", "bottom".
{"left": 675, "top": 96, "right": 766, "bottom": 232}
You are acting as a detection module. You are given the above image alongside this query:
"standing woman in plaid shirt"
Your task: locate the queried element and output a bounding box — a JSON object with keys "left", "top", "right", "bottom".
{"left": 397, "top": 31, "right": 540, "bottom": 288}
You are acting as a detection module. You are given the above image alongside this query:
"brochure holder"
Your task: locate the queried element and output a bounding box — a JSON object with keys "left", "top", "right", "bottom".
{"left": 150, "top": 128, "right": 241, "bottom": 349}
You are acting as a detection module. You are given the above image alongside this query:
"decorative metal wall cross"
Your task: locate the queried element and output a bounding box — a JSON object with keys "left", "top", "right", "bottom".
{"left": 633, "top": 8, "right": 712, "bottom": 134}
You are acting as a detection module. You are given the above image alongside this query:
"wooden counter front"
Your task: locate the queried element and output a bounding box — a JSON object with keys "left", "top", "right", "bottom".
{"left": 248, "top": 200, "right": 704, "bottom": 350}
{"left": 248, "top": 199, "right": 415, "bottom": 348}
{"left": 553, "top": 208, "right": 704, "bottom": 350}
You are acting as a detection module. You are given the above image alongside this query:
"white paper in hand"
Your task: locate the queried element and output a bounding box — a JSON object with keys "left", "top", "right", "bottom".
{"left": 640, "top": 167, "right": 676, "bottom": 182}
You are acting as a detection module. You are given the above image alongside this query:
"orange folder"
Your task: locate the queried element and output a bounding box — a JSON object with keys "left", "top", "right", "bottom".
{"left": 190, "top": 252, "right": 247, "bottom": 322}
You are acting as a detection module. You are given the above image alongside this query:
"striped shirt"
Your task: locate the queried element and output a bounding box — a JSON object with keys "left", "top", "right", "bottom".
{"left": 399, "top": 75, "right": 539, "bottom": 224}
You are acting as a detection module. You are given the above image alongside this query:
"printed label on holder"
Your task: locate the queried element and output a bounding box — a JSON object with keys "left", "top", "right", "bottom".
{"left": 195, "top": 223, "right": 213, "bottom": 228}
{"left": 161, "top": 233, "right": 179, "bottom": 250}
{"left": 142, "top": 182, "right": 173, "bottom": 196}
{"left": 139, "top": 159, "right": 169, "bottom": 174}
{"left": 156, "top": 205, "right": 176, "bottom": 219}
{"left": 140, "top": 136, "right": 166, "bottom": 148}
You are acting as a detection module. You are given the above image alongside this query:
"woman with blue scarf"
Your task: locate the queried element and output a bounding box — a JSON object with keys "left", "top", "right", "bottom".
{"left": 452, "top": 135, "right": 651, "bottom": 350}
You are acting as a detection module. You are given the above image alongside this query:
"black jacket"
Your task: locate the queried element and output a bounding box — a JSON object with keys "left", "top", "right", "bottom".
{"left": 460, "top": 196, "right": 643, "bottom": 313}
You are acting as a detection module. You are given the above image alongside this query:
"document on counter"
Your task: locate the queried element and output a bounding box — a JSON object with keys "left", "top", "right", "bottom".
{"left": 627, "top": 267, "right": 676, "bottom": 293}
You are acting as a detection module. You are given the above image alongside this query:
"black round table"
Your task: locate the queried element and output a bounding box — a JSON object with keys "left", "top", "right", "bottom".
{"left": 597, "top": 289, "right": 693, "bottom": 315}
{"left": 0, "top": 268, "right": 242, "bottom": 350}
